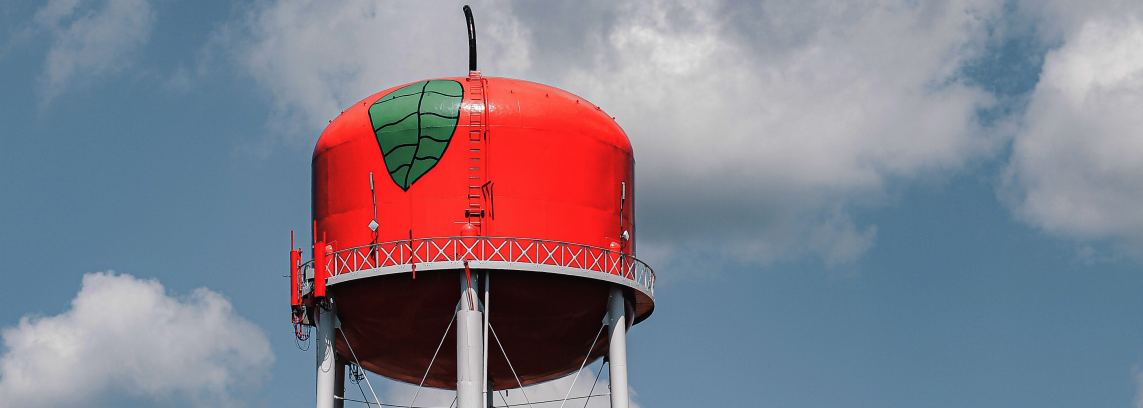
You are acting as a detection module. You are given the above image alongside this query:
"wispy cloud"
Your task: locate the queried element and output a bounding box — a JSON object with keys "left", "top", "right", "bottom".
{"left": 1002, "top": 5, "right": 1143, "bottom": 254}
{"left": 212, "top": 0, "right": 529, "bottom": 148}
{"left": 216, "top": 0, "right": 1007, "bottom": 268}
{"left": 1136, "top": 365, "right": 1143, "bottom": 408}
{"left": 549, "top": 0, "right": 1007, "bottom": 268}
{"left": 33, "top": 0, "right": 154, "bottom": 106}
{"left": 206, "top": 0, "right": 1143, "bottom": 264}
{"left": 0, "top": 272, "right": 273, "bottom": 407}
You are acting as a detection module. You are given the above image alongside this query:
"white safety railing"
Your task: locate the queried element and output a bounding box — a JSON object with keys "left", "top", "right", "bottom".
{"left": 311, "top": 236, "right": 654, "bottom": 296}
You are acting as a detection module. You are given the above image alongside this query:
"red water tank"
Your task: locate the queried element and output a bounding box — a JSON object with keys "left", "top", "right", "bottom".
{"left": 302, "top": 71, "right": 655, "bottom": 389}
{"left": 313, "top": 75, "right": 634, "bottom": 252}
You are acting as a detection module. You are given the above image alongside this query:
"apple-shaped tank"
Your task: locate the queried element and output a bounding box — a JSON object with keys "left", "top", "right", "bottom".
{"left": 304, "top": 72, "right": 655, "bottom": 389}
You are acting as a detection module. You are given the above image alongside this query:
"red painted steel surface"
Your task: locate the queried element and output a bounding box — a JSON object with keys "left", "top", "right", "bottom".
{"left": 312, "top": 76, "right": 634, "bottom": 251}
{"left": 310, "top": 75, "right": 646, "bottom": 388}
{"left": 314, "top": 242, "right": 327, "bottom": 298}
{"left": 290, "top": 249, "right": 300, "bottom": 306}
{"left": 321, "top": 237, "right": 654, "bottom": 292}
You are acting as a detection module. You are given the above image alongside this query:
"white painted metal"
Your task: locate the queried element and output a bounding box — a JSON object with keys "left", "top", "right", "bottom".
{"left": 606, "top": 285, "right": 630, "bottom": 408}
{"left": 316, "top": 304, "right": 339, "bottom": 408}
{"left": 482, "top": 273, "right": 490, "bottom": 408}
{"left": 315, "top": 236, "right": 657, "bottom": 297}
{"left": 326, "top": 259, "right": 653, "bottom": 300}
{"left": 457, "top": 287, "right": 485, "bottom": 408}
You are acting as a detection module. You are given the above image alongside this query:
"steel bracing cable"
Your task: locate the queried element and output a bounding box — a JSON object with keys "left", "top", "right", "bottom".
{"left": 492, "top": 393, "right": 612, "bottom": 408}
{"left": 336, "top": 395, "right": 456, "bottom": 408}
{"left": 581, "top": 359, "right": 607, "bottom": 408}
{"left": 353, "top": 373, "right": 371, "bottom": 408}
{"left": 558, "top": 322, "right": 606, "bottom": 408}
{"left": 339, "top": 328, "right": 382, "bottom": 408}
{"left": 488, "top": 324, "right": 534, "bottom": 408}
{"left": 408, "top": 312, "right": 458, "bottom": 408}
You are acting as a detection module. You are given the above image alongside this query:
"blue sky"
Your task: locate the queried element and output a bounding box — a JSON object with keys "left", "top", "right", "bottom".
{"left": 2, "top": 1, "right": 1142, "bottom": 407}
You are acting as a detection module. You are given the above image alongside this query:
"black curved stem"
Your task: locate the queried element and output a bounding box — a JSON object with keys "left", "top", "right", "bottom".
{"left": 463, "top": 5, "right": 477, "bottom": 71}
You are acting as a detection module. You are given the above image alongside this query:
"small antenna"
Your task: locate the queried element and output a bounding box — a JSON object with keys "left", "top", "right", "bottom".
{"left": 463, "top": 5, "right": 477, "bottom": 71}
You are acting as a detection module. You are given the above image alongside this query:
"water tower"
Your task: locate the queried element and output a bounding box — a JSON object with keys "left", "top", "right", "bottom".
{"left": 289, "top": 7, "right": 654, "bottom": 408}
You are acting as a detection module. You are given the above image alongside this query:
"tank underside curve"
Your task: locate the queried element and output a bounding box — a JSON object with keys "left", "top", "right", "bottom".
{"left": 328, "top": 267, "right": 652, "bottom": 389}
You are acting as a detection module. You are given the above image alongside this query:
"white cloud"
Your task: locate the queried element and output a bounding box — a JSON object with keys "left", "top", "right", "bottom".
{"left": 560, "top": 0, "right": 997, "bottom": 185}
{"left": 0, "top": 272, "right": 274, "bottom": 407}
{"left": 215, "top": 0, "right": 530, "bottom": 147}
{"left": 1002, "top": 13, "right": 1143, "bottom": 252}
{"left": 220, "top": 0, "right": 1003, "bottom": 267}
{"left": 1136, "top": 366, "right": 1143, "bottom": 408}
{"left": 33, "top": 0, "right": 154, "bottom": 104}
{"left": 536, "top": 0, "right": 1002, "bottom": 267}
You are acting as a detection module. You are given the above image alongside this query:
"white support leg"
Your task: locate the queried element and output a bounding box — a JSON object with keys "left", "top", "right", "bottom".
{"left": 483, "top": 272, "right": 490, "bottom": 408}
{"left": 606, "top": 285, "right": 630, "bottom": 408}
{"left": 316, "top": 304, "right": 338, "bottom": 408}
{"left": 457, "top": 283, "right": 485, "bottom": 408}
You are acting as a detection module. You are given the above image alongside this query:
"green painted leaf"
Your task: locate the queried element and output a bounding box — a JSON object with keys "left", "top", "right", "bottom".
{"left": 368, "top": 80, "right": 464, "bottom": 190}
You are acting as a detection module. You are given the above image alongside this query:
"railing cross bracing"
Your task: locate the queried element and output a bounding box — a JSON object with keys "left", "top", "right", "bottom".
{"left": 297, "top": 236, "right": 655, "bottom": 298}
